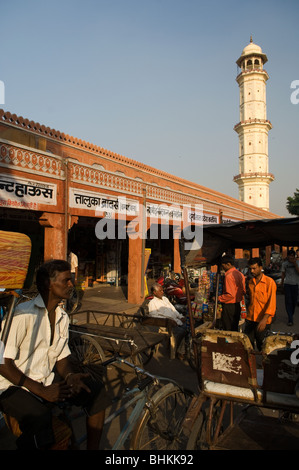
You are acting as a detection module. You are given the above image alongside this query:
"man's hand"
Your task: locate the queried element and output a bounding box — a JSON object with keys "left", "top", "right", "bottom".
{"left": 257, "top": 315, "right": 269, "bottom": 333}
{"left": 65, "top": 372, "right": 91, "bottom": 396}
{"left": 38, "top": 381, "right": 73, "bottom": 402}
{"left": 39, "top": 373, "right": 90, "bottom": 402}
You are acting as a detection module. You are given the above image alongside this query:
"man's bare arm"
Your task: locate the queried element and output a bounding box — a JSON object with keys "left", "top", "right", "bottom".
{"left": 0, "top": 358, "right": 72, "bottom": 402}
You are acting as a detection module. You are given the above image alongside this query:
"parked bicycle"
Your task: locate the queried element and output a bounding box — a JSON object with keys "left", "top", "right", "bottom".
{"left": 69, "top": 335, "right": 194, "bottom": 450}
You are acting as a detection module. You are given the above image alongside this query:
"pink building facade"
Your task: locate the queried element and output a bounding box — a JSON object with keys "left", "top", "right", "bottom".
{"left": 0, "top": 109, "right": 278, "bottom": 303}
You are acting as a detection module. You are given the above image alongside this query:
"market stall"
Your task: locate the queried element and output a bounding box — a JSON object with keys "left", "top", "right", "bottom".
{"left": 180, "top": 216, "right": 299, "bottom": 367}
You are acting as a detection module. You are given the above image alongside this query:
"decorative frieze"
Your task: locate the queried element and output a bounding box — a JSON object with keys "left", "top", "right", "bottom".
{"left": 0, "top": 141, "right": 64, "bottom": 178}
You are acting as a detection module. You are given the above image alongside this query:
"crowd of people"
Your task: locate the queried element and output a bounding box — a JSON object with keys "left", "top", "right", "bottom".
{"left": 147, "top": 251, "right": 299, "bottom": 352}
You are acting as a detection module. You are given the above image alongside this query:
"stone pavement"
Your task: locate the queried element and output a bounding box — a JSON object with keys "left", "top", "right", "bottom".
{"left": 76, "top": 283, "right": 139, "bottom": 315}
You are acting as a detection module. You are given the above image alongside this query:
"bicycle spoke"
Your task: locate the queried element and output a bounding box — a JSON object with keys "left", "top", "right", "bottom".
{"left": 131, "top": 384, "right": 193, "bottom": 450}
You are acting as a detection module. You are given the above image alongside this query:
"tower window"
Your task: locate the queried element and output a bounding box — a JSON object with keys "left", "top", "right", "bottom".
{"left": 254, "top": 59, "right": 260, "bottom": 69}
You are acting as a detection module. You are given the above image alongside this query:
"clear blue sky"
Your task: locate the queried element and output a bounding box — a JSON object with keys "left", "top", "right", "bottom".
{"left": 1, "top": 0, "right": 298, "bottom": 217}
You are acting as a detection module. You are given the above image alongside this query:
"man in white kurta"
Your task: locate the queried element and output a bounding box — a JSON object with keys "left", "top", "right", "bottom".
{"left": 148, "top": 283, "right": 187, "bottom": 357}
{"left": 0, "top": 294, "right": 70, "bottom": 392}
{"left": 0, "top": 260, "right": 108, "bottom": 450}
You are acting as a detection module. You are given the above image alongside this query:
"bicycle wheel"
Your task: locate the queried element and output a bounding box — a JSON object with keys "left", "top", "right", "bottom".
{"left": 187, "top": 399, "right": 225, "bottom": 449}
{"left": 130, "top": 382, "right": 194, "bottom": 450}
{"left": 186, "top": 410, "right": 207, "bottom": 450}
{"left": 69, "top": 334, "right": 106, "bottom": 381}
{"left": 185, "top": 335, "right": 196, "bottom": 370}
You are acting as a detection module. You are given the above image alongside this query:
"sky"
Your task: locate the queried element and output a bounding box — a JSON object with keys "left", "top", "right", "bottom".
{"left": 1, "top": 0, "right": 298, "bottom": 217}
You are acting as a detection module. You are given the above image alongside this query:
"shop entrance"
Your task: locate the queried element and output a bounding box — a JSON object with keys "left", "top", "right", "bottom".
{"left": 68, "top": 217, "right": 129, "bottom": 289}
{"left": 146, "top": 224, "right": 175, "bottom": 280}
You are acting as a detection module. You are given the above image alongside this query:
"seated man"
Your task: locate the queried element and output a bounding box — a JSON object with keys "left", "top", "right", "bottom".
{"left": 0, "top": 259, "right": 109, "bottom": 450}
{"left": 148, "top": 283, "right": 187, "bottom": 357}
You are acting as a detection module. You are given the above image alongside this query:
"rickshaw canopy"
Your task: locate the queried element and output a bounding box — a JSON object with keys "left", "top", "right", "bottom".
{"left": 0, "top": 230, "right": 32, "bottom": 290}
{"left": 183, "top": 216, "right": 299, "bottom": 268}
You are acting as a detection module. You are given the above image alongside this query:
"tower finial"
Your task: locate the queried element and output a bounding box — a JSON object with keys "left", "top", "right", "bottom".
{"left": 250, "top": 35, "right": 253, "bottom": 43}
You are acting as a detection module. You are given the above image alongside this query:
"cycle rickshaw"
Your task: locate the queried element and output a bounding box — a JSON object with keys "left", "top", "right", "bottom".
{"left": 0, "top": 231, "right": 193, "bottom": 450}
{"left": 2, "top": 217, "right": 299, "bottom": 450}
{"left": 180, "top": 216, "right": 299, "bottom": 450}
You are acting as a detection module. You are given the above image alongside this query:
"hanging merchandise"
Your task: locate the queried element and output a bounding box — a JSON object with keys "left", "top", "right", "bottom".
{"left": 209, "top": 272, "right": 224, "bottom": 297}
{"left": 191, "top": 269, "right": 209, "bottom": 320}
{"left": 190, "top": 269, "right": 224, "bottom": 322}
{"left": 240, "top": 298, "right": 247, "bottom": 319}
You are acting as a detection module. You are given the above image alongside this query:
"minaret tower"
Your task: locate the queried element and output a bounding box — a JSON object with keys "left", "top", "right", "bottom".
{"left": 233, "top": 37, "right": 274, "bottom": 211}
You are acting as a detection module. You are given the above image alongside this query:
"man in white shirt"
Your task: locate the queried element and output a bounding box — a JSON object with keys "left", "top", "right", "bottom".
{"left": 67, "top": 249, "right": 79, "bottom": 313}
{"left": 67, "top": 249, "right": 78, "bottom": 284}
{"left": 148, "top": 283, "right": 187, "bottom": 357}
{"left": 0, "top": 260, "right": 107, "bottom": 450}
{"left": 281, "top": 249, "right": 299, "bottom": 326}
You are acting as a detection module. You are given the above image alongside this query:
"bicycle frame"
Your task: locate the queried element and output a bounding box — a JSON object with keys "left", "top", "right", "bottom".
{"left": 71, "top": 355, "right": 180, "bottom": 450}
{"left": 107, "top": 355, "right": 181, "bottom": 449}
{"left": 107, "top": 386, "right": 149, "bottom": 449}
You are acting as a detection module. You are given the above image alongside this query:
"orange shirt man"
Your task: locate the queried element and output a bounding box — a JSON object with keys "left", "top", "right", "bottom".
{"left": 244, "top": 257, "right": 277, "bottom": 350}
{"left": 219, "top": 266, "right": 246, "bottom": 304}
{"left": 218, "top": 255, "right": 246, "bottom": 331}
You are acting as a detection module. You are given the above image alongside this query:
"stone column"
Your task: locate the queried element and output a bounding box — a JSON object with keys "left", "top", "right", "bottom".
{"left": 235, "top": 248, "right": 243, "bottom": 259}
{"left": 39, "top": 212, "right": 65, "bottom": 261}
{"left": 173, "top": 237, "right": 181, "bottom": 274}
{"left": 252, "top": 248, "right": 259, "bottom": 257}
{"left": 127, "top": 236, "right": 144, "bottom": 304}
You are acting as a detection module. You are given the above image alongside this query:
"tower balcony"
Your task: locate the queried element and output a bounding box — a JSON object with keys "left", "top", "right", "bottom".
{"left": 234, "top": 118, "right": 272, "bottom": 133}
{"left": 236, "top": 68, "right": 269, "bottom": 82}
{"left": 233, "top": 172, "right": 275, "bottom": 183}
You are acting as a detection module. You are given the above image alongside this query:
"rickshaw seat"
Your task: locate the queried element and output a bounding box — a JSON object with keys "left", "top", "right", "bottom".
{"left": 200, "top": 329, "right": 263, "bottom": 404}
{"left": 262, "top": 334, "right": 294, "bottom": 355}
{"left": 137, "top": 298, "right": 179, "bottom": 359}
{"left": 262, "top": 334, "right": 299, "bottom": 409}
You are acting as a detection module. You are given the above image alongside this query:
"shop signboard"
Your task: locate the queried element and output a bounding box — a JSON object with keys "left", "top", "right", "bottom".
{"left": 222, "top": 217, "right": 240, "bottom": 224}
{"left": 146, "top": 203, "right": 183, "bottom": 221}
{"left": 0, "top": 174, "right": 57, "bottom": 210}
{"left": 69, "top": 187, "right": 139, "bottom": 217}
{"left": 188, "top": 210, "right": 219, "bottom": 225}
